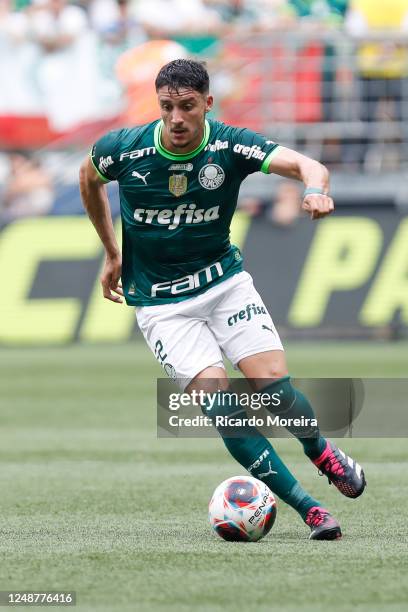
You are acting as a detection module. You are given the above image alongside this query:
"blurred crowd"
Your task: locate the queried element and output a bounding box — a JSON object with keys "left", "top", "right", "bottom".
{"left": 0, "top": 151, "right": 53, "bottom": 225}
{"left": 1, "top": 0, "right": 407, "bottom": 127}
{"left": 1, "top": 0, "right": 408, "bottom": 223}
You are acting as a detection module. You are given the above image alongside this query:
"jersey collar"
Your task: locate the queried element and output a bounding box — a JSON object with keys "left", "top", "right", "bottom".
{"left": 154, "top": 119, "right": 210, "bottom": 160}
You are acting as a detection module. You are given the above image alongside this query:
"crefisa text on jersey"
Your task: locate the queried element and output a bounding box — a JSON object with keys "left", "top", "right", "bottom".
{"left": 233, "top": 143, "right": 266, "bottom": 161}
{"left": 204, "top": 140, "right": 228, "bottom": 152}
{"left": 133, "top": 203, "right": 220, "bottom": 230}
{"left": 98, "top": 156, "right": 113, "bottom": 173}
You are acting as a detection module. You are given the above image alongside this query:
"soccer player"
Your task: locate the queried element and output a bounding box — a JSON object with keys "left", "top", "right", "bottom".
{"left": 80, "top": 59, "right": 366, "bottom": 540}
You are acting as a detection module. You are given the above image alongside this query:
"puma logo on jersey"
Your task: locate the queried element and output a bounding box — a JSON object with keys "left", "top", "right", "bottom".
{"left": 132, "top": 171, "right": 150, "bottom": 185}
{"left": 133, "top": 204, "right": 220, "bottom": 230}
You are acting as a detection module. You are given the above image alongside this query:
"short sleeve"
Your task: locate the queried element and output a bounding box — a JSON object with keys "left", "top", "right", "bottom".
{"left": 230, "top": 127, "right": 282, "bottom": 177}
{"left": 90, "top": 130, "right": 122, "bottom": 183}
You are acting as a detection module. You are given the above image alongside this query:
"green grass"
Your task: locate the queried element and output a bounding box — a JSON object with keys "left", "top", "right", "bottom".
{"left": 0, "top": 342, "right": 407, "bottom": 611}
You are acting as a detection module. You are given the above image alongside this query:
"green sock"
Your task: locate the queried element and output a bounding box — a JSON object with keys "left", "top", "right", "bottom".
{"left": 222, "top": 436, "right": 321, "bottom": 520}
{"left": 205, "top": 394, "right": 322, "bottom": 520}
{"left": 261, "top": 378, "right": 327, "bottom": 460}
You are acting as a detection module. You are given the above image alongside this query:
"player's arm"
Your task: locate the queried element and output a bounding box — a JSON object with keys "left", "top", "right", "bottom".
{"left": 79, "top": 157, "right": 123, "bottom": 303}
{"left": 267, "top": 146, "right": 334, "bottom": 220}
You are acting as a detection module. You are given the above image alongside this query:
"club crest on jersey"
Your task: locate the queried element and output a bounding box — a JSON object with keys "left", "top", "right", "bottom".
{"left": 198, "top": 164, "right": 225, "bottom": 190}
{"left": 169, "top": 174, "right": 188, "bottom": 197}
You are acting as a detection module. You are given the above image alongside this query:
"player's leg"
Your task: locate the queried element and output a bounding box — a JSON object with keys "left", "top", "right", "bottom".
{"left": 209, "top": 271, "right": 366, "bottom": 500}
{"left": 137, "top": 298, "right": 322, "bottom": 527}
{"left": 136, "top": 302, "right": 226, "bottom": 387}
{"left": 208, "top": 271, "right": 327, "bottom": 458}
{"left": 137, "top": 296, "right": 335, "bottom": 535}
{"left": 239, "top": 351, "right": 366, "bottom": 499}
{"left": 238, "top": 349, "right": 327, "bottom": 460}
{"left": 136, "top": 282, "right": 338, "bottom": 537}
{"left": 186, "top": 368, "right": 339, "bottom": 538}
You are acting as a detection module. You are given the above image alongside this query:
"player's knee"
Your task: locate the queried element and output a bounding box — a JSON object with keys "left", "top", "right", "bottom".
{"left": 259, "top": 376, "right": 301, "bottom": 415}
{"left": 248, "top": 369, "right": 288, "bottom": 391}
{"left": 186, "top": 366, "right": 228, "bottom": 395}
{"left": 264, "top": 367, "right": 288, "bottom": 380}
{"left": 261, "top": 376, "right": 309, "bottom": 415}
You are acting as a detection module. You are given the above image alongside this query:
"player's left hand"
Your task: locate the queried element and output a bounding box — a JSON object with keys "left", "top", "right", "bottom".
{"left": 302, "top": 194, "right": 334, "bottom": 220}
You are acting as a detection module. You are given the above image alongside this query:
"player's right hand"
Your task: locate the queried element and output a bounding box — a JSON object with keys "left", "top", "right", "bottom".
{"left": 302, "top": 193, "right": 334, "bottom": 220}
{"left": 101, "top": 253, "right": 123, "bottom": 303}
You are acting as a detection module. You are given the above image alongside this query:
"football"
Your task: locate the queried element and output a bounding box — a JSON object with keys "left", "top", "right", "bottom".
{"left": 208, "top": 476, "right": 277, "bottom": 542}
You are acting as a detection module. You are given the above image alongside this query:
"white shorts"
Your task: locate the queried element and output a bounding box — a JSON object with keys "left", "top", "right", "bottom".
{"left": 136, "top": 271, "right": 283, "bottom": 389}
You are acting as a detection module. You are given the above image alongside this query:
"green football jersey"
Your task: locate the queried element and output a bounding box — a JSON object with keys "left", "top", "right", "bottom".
{"left": 90, "top": 118, "right": 281, "bottom": 306}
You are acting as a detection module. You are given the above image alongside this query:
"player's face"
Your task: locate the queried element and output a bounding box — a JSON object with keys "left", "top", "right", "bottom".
{"left": 157, "top": 87, "right": 213, "bottom": 152}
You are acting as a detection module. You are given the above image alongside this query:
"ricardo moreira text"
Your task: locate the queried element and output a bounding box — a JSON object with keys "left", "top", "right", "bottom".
{"left": 167, "top": 390, "right": 318, "bottom": 428}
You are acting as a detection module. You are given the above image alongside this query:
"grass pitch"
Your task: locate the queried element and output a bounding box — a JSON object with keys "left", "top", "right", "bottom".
{"left": 1, "top": 342, "right": 408, "bottom": 611}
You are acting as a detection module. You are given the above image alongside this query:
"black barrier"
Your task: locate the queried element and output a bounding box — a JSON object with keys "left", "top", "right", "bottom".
{"left": 244, "top": 208, "right": 408, "bottom": 337}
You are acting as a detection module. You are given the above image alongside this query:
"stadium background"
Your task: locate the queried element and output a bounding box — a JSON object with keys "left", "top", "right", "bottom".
{"left": 1, "top": 1, "right": 408, "bottom": 611}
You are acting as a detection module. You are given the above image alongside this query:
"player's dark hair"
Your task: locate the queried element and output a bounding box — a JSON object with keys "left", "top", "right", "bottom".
{"left": 155, "top": 59, "right": 209, "bottom": 95}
